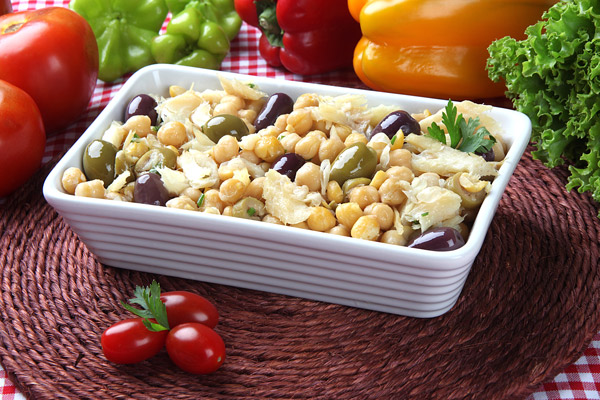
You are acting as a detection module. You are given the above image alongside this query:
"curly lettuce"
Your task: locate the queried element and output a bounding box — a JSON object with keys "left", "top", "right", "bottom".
{"left": 487, "top": 0, "right": 600, "bottom": 213}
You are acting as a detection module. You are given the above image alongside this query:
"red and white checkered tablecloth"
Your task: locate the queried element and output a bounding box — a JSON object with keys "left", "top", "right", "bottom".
{"left": 2, "top": 1, "right": 599, "bottom": 399}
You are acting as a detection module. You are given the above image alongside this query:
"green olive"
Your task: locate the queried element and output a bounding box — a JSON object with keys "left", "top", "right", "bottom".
{"left": 329, "top": 142, "right": 377, "bottom": 186}
{"left": 134, "top": 147, "right": 177, "bottom": 175}
{"left": 203, "top": 114, "right": 249, "bottom": 143}
{"left": 82, "top": 139, "right": 118, "bottom": 187}
{"left": 114, "top": 151, "right": 136, "bottom": 184}
{"left": 446, "top": 172, "right": 486, "bottom": 209}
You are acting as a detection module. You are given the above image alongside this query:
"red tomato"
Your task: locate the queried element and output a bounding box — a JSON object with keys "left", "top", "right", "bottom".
{"left": 166, "top": 323, "right": 226, "bottom": 374}
{"left": 0, "top": 7, "right": 98, "bottom": 133}
{"left": 0, "top": 79, "right": 45, "bottom": 197}
{"left": 101, "top": 318, "right": 168, "bottom": 365}
{"left": 161, "top": 291, "right": 219, "bottom": 329}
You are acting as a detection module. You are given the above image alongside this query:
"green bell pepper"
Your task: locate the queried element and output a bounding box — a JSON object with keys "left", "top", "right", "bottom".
{"left": 69, "top": 0, "right": 168, "bottom": 82}
{"left": 151, "top": 4, "right": 231, "bottom": 69}
{"left": 165, "top": 0, "right": 242, "bottom": 40}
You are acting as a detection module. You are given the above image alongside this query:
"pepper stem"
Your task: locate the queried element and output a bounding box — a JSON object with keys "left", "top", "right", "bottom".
{"left": 255, "top": 0, "right": 283, "bottom": 47}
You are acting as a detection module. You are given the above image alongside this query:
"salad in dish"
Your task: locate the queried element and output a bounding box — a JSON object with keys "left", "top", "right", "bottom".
{"left": 61, "top": 75, "right": 506, "bottom": 251}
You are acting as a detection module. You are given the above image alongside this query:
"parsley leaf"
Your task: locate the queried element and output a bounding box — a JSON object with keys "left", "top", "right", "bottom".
{"left": 121, "top": 280, "right": 170, "bottom": 332}
{"left": 426, "top": 99, "right": 496, "bottom": 154}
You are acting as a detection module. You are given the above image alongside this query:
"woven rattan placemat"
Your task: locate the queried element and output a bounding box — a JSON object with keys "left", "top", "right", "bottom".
{"left": 1, "top": 150, "right": 599, "bottom": 400}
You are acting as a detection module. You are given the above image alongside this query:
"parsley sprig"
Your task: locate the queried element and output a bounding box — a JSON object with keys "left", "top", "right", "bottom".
{"left": 427, "top": 100, "right": 496, "bottom": 154}
{"left": 121, "top": 280, "right": 170, "bottom": 332}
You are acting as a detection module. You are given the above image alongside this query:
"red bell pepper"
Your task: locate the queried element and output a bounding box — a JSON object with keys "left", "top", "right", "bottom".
{"left": 234, "top": 0, "right": 361, "bottom": 75}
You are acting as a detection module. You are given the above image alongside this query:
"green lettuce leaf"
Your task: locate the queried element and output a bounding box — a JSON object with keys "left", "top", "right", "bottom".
{"left": 487, "top": 0, "right": 600, "bottom": 214}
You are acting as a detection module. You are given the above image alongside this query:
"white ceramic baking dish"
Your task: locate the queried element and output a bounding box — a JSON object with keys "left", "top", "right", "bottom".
{"left": 43, "top": 64, "right": 531, "bottom": 318}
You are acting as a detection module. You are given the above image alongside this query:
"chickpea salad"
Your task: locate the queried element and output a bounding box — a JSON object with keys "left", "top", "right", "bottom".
{"left": 61, "top": 75, "right": 507, "bottom": 251}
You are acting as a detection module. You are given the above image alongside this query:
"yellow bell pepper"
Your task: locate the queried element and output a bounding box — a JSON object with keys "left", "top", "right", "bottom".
{"left": 349, "top": 0, "right": 558, "bottom": 99}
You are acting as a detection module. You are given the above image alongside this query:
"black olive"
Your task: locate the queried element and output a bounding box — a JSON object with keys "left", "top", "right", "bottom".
{"left": 271, "top": 153, "right": 306, "bottom": 181}
{"left": 368, "top": 110, "right": 420, "bottom": 140}
{"left": 133, "top": 173, "right": 170, "bottom": 206}
{"left": 254, "top": 93, "right": 294, "bottom": 131}
{"left": 125, "top": 94, "right": 158, "bottom": 125}
{"left": 407, "top": 227, "right": 465, "bottom": 251}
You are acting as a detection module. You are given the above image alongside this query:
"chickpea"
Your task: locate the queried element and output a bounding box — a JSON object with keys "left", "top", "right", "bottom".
{"left": 181, "top": 187, "right": 203, "bottom": 203}
{"left": 379, "top": 177, "right": 408, "bottom": 206}
{"left": 238, "top": 109, "right": 257, "bottom": 124}
{"left": 245, "top": 176, "right": 265, "bottom": 200}
{"left": 157, "top": 121, "right": 187, "bottom": 148}
{"left": 350, "top": 215, "right": 380, "bottom": 241}
{"left": 203, "top": 189, "right": 225, "bottom": 213}
{"left": 380, "top": 230, "right": 407, "bottom": 246}
{"left": 213, "top": 135, "right": 239, "bottom": 164}
{"left": 290, "top": 221, "right": 309, "bottom": 229}
{"left": 370, "top": 170, "right": 388, "bottom": 190}
{"left": 335, "top": 202, "right": 363, "bottom": 230}
{"left": 318, "top": 137, "right": 345, "bottom": 163}
{"left": 123, "top": 115, "right": 153, "bottom": 137}
{"left": 286, "top": 108, "right": 313, "bottom": 136}
{"left": 364, "top": 203, "right": 395, "bottom": 231}
{"left": 279, "top": 132, "right": 301, "bottom": 153}
{"left": 295, "top": 162, "right": 321, "bottom": 192}
{"left": 219, "top": 178, "right": 247, "bottom": 204}
{"left": 295, "top": 131, "right": 323, "bottom": 160}
{"left": 293, "top": 93, "right": 319, "bottom": 109}
{"left": 74, "top": 179, "right": 105, "bottom": 199}
{"left": 254, "top": 135, "right": 285, "bottom": 163}
{"left": 239, "top": 149, "right": 261, "bottom": 164}
{"left": 307, "top": 206, "right": 337, "bottom": 232}
{"left": 61, "top": 167, "right": 86, "bottom": 194}
{"left": 388, "top": 148, "right": 412, "bottom": 168}
{"left": 222, "top": 205, "right": 234, "bottom": 217}
{"left": 274, "top": 114, "right": 288, "bottom": 132}
{"left": 386, "top": 166, "right": 414, "bottom": 182}
{"left": 166, "top": 196, "right": 198, "bottom": 211}
{"left": 169, "top": 85, "right": 186, "bottom": 97}
{"left": 326, "top": 180, "right": 343, "bottom": 204}
{"left": 344, "top": 132, "right": 368, "bottom": 147}
{"left": 327, "top": 224, "right": 350, "bottom": 236}
{"left": 213, "top": 95, "right": 244, "bottom": 115}
{"left": 348, "top": 185, "right": 380, "bottom": 210}
{"left": 331, "top": 124, "right": 352, "bottom": 142}
{"left": 258, "top": 125, "right": 281, "bottom": 138}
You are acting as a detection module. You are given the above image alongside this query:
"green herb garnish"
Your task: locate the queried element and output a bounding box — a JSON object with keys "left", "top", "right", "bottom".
{"left": 247, "top": 207, "right": 256, "bottom": 217}
{"left": 121, "top": 280, "right": 169, "bottom": 332}
{"left": 197, "top": 193, "right": 206, "bottom": 207}
{"left": 131, "top": 133, "right": 141, "bottom": 142}
{"left": 390, "top": 134, "right": 397, "bottom": 145}
{"left": 427, "top": 100, "right": 496, "bottom": 154}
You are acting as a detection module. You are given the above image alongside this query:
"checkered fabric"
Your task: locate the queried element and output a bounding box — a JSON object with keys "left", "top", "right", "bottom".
{"left": 2, "top": 1, "right": 599, "bottom": 399}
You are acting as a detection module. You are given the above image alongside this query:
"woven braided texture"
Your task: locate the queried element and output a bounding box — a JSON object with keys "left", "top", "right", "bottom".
{"left": 0, "top": 150, "right": 599, "bottom": 400}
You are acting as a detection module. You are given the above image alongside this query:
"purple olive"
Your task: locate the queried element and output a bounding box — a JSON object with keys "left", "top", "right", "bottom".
{"left": 125, "top": 94, "right": 158, "bottom": 125}
{"left": 407, "top": 227, "right": 465, "bottom": 251}
{"left": 254, "top": 93, "right": 294, "bottom": 131}
{"left": 368, "top": 110, "right": 420, "bottom": 140}
{"left": 271, "top": 153, "right": 306, "bottom": 181}
{"left": 134, "top": 173, "right": 170, "bottom": 206}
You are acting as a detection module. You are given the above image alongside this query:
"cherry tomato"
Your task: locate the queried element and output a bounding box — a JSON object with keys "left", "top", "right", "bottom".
{"left": 161, "top": 291, "right": 219, "bottom": 329}
{"left": 0, "top": 7, "right": 98, "bottom": 133}
{"left": 101, "top": 318, "right": 168, "bottom": 365}
{"left": 0, "top": 79, "right": 45, "bottom": 197}
{"left": 166, "top": 323, "right": 226, "bottom": 374}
